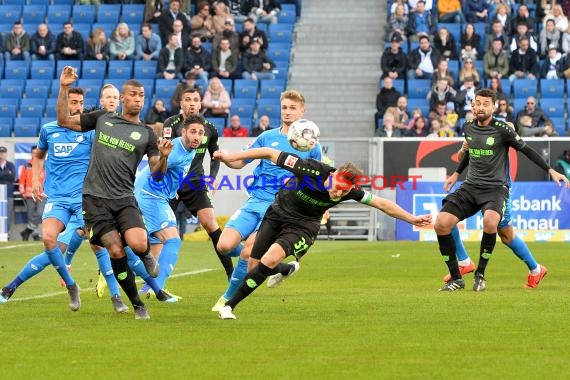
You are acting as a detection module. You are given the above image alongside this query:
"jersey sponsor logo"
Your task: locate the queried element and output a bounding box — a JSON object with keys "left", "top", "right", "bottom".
{"left": 130, "top": 131, "right": 142, "bottom": 141}
{"left": 53, "top": 143, "right": 79, "bottom": 157}
{"left": 486, "top": 137, "right": 495, "bottom": 146}
{"left": 271, "top": 142, "right": 279, "bottom": 147}
{"left": 53, "top": 133, "right": 60, "bottom": 138}
{"left": 469, "top": 148, "right": 493, "bottom": 157}
{"left": 284, "top": 155, "right": 298, "bottom": 168}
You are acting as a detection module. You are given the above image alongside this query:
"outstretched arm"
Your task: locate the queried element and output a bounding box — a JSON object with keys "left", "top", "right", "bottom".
{"left": 367, "top": 195, "right": 432, "bottom": 227}
{"left": 519, "top": 145, "right": 570, "bottom": 187}
{"left": 214, "top": 147, "right": 281, "bottom": 166}
{"left": 57, "top": 66, "right": 82, "bottom": 131}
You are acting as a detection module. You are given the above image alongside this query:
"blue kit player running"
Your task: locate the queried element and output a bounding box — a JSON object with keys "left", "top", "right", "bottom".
{"left": 134, "top": 115, "right": 205, "bottom": 294}
{"left": 212, "top": 90, "right": 322, "bottom": 311}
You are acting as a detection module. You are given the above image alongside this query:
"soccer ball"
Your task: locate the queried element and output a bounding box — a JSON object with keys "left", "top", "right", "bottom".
{"left": 287, "top": 119, "right": 320, "bottom": 152}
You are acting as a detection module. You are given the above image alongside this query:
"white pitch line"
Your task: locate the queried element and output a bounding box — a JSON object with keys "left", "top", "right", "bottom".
{"left": 10, "top": 268, "right": 215, "bottom": 302}
{"left": 0, "top": 243, "right": 42, "bottom": 252}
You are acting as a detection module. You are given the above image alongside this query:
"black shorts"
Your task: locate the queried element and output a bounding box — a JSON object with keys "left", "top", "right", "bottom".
{"left": 441, "top": 182, "right": 509, "bottom": 221}
{"left": 172, "top": 180, "right": 213, "bottom": 216}
{"left": 83, "top": 194, "right": 146, "bottom": 246}
{"left": 251, "top": 206, "right": 321, "bottom": 261}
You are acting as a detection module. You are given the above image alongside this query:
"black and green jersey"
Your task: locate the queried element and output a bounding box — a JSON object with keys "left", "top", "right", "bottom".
{"left": 162, "top": 114, "right": 220, "bottom": 181}
{"left": 272, "top": 152, "right": 366, "bottom": 223}
{"left": 80, "top": 110, "right": 159, "bottom": 199}
{"left": 462, "top": 118, "right": 526, "bottom": 187}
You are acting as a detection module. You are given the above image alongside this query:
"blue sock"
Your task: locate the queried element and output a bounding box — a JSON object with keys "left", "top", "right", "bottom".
{"left": 507, "top": 235, "right": 538, "bottom": 271}
{"left": 223, "top": 258, "right": 248, "bottom": 300}
{"left": 125, "top": 246, "right": 162, "bottom": 294}
{"left": 156, "top": 237, "right": 182, "bottom": 288}
{"left": 451, "top": 225, "right": 470, "bottom": 262}
{"left": 95, "top": 248, "right": 121, "bottom": 297}
{"left": 64, "top": 229, "right": 84, "bottom": 266}
{"left": 227, "top": 243, "right": 243, "bottom": 258}
{"left": 7, "top": 252, "right": 52, "bottom": 289}
{"left": 46, "top": 246, "right": 74, "bottom": 286}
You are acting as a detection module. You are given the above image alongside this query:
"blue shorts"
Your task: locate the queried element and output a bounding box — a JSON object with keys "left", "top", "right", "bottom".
{"left": 43, "top": 197, "right": 84, "bottom": 228}
{"left": 498, "top": 194, "right": 512, "bottom": 229}
{"left": 225, "top": 197, "right": 272, "bottom": 239}
{"left": 137, "top": 191, "right": 177, "bottom": 243}
{"left": 57, "top": 214, "right": 83, "bottom": 246}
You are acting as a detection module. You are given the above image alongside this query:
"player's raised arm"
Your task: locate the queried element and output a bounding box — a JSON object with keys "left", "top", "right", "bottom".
{"left": 214, "top": 147, "right": 280, "bottom": 165}
{"left": 365, "top": 195, "right": 431, "bottom": 227}
{"left": 57, "top": 67, "right": 83, "bottom": 131}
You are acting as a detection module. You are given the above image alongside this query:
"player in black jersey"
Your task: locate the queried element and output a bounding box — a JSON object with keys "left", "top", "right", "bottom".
{"left": 213, "top": 147, "right": 432, "bottom": 320}
{"left": 436, "top": 88, "right": 570, "bottom": 292}
{"left": 160, "top": 88, "right": 236, "bottom": 279}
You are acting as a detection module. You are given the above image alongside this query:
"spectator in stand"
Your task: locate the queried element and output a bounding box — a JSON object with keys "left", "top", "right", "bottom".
{"left": 515, "top": 97, "right": 551, "bottom": 136}
{"left": 144, "top": 99, "right": 170, "bottom": 132}
{"left": 227, "top": 0, "right": 249, "bottom": 23}
{"left": 0, "top": 146, "right": 16, "bottom": 239}
{"left": 4, "top": 21, "right": 30, "bottom": 62}
{"left": 455, "top": 76, "right": 476, "bottom": 118}
{"left": 136, "top": 23, "right": 162, "bottom": 60}
{"left": 484, "top": 20, "right": 508, "bottom": 53}
{"left": 392, "top": 96, "right": 410, "bottom": 131}
{"left": 170, "top": 72, "right": 203, "bottom": 114}
{"left": 157, "top": 33, "right": 185, "bottom": 80}
{"left": 544, "top": 4, "right": 569, "bottom": 33}
{"left": 212, "top": 1, "right": 234, "bottom": 35}
{"left": 460, "top": 23, "right": 481, "bottom": 61}
{"left": 437, "top": 0, "right": 465, "bottom": 24}
{"left": 406, "top": 0, "right": 437, "bottom": 42}
{"left": 509, "top": 36, "right": 539, "bottom": 81}
{"left": 211, "top": 37, "right": 240, "bottom": 79}
{"left": 375, "top": 111, "right": 403, "bottom": 137}
{"left": 433, "top": 27, "right": 458, "bottom": 60}
{"left": 381, "top": 33, "right": 407, "bottom": 79}
{"left": 212, "top": 19, "right": 240, "bottom": 54}
{"left": 250, "top": 115, "right": 272, "bottom": 137}
{"left": 388, "top": 3, "right": 409, "bottom": 42}
{"left": 145, "top": 0, "right": 164, "bottom": 23}
{"left": 56, "top": 22, "right": 84, "bottom": 60}
{"left": 223, "top": 115, "right": 249, "bottom": 137}
{"left": 509, "top": 22, "right": 538, "bottom": 53}
{"left": 541, "top": 45, "right": 563, "bottom": 79}
{"left": 431, "top": 59, "right": 456, "bottom": 88}
{"left": 557, "top": 48, "right": 570, "bottom": 79}
{"left": 192, "top": 1, "right": 215, "bottom": 41}
{"left": 157, "top": 0, "right": 191, "bottom": 45}
{"left": 390, "top": 0, "right": 409, "bottom": 16}
{"left": 428, "top": 78, "right": 456, "bottom": 113}
{"left": 409, "top": 0, "right": 433, "bottom": 12}
{"left": 242, "top": 0, "right": 281, "bottom": 25}
{"left": 405, "top": 115, "right": 428, "bottom": 137}
{"left": 539, "top": 19, "right": 561, "bottom": 58}
{"left": 484, "top": 38, "right": 509, "bottom": 79}
{"left": 202, "top": 77, "right": 231, "bottom": 118}
{"left": 242, "top": 37, "right": 275, "bottom": 80}
{"left": 538, "top": 121, "right": 560, "bottom": 137}
{"left": 554, "top": 149, "right": 570, "bottom": 176}
{"left": 185, "top": 35, "right": 212, "bottom": 83}
{"left": 19, "top": 146, "right": 45, "bottom": 241}
{"left": 30, "top": 24, "right": 56, "bottom": 61}
{"left": 494, "top": 98, "right": 515, "bottom": 123}
{"left": 374, "top": 77, "right": 400, "bottom": 127}
{"left": 488, "top": 76, "right": 508, "bottom": 102}
{"left": 85, "top": 28, "right": 110, "bottom": 61}
{"left": 171, "top": 19, "right": 191, "bottom": 51}
{"left": 429, "top": 99, "right": 448, "bottom": 123}
{"left": 458, "top": 58, "right": 480, "bottom": 87}
{"left": 511, "top": 4, "right": 535, "bottom": 35}
{"left": 490, "top": 3, "right": 511, "bottom": 33}
{"left": 407, "top": 34, "right": 440, "bottom": 79}
{"left": 239, "top": 17, "right": 268, "bottom": 53}
{"left": 465, "top": 0, "right": 489, "bottom": 23}
{"left": 109, "top": 23, "right": 136, "bottom": 61}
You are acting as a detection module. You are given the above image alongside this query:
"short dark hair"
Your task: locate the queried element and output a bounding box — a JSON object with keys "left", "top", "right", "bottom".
{"left": 181, "top": 88, "right": 201, "bottom": 100}
{"left": 419, "top": 35, "right": 430, "bottom": 42}
{"left": 183, "top": 114, "right": 205, "bottom": 129}
{"left": 123, "top": 79, "right": 144, "bottom": 93}
{"left": 68, "top": 87, "right": 84, "bottom": 96}
{"left": 475, "top": 88, "right": 497, "bottom": 103}
{"left": 13, "top": 21, "right": 21, "bottom": 26}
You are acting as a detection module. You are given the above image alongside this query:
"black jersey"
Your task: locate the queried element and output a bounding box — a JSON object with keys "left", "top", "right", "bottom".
{"left": 462, "top": 118, "right": 526, "bottom": 187}
{"left": 162, "top": 114, "right": 220, "bottom": 181}
{"left": 80, "top": 110, "right": 159, "bottom": 199}
{"left": 272, "top": 152, "right": 366, "bottom": 223}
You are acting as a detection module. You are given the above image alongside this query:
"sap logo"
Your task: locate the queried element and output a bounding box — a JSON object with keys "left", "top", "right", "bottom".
{"left": 53, "top": 143, "right": 79, "bottom": 157}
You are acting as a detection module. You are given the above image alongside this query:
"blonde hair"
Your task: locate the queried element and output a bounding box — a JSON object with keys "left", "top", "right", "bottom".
{"left": 280, "top": 90, "right": 305, "bottom": 106}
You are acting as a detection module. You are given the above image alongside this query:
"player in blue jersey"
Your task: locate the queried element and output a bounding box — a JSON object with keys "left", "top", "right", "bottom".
{"left": 134, "top": 114, "right": 205, "bottom": 293}
{"left": 211, "top": 90, "right": 323, "bottom": 311}
{"left": 0, "top": 88, "right": 127, "bottom": 313}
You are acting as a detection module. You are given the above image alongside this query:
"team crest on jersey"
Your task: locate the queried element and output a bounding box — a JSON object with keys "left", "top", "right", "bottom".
{"left": 105, "top": 122, "right": 113, "bottom": 127}
{"left": 130, "top": 131, "right": 142, "bottom": 140}
{"left": 284, "top": 155, "right": 298, "bottom": 168}
{"left": 271, "top": 142, "right": 279, "bottom": 146}
{"left": 75, "top": 135, "right": 84, "bottom": 142}
{"left": 53, "top": 133, "right": 60, "bottom": 138}
{"left": 53, "top": 143, "right": 79, "bottom": 157}
{"left": 486, "top": 137, "right": 495, "bottom": 146}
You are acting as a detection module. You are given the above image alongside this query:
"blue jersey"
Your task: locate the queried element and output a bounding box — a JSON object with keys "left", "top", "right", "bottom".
{"left": 245, "top": 128, "right": 322, "bottom": 202}
{"left": 38, "top": 122, "right": 94, "bottom": 199}
{"left": 135, "top": 138, "right": 196, "bottom": 200}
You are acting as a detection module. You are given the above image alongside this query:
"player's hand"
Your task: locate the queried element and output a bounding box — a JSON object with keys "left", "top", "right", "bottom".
{"left": 60, "top": 66, "right": 78, "bottom": 86}
{"left": 32, "top": 181, "right": 46, "bottom": 202}
{"left": 213, "top": 150, "right": 230, "bottom": 162}
{"left": 549, "top": 168, "right": 570, "bottom": 188}
{"left": 444, "top": 172, "right": 459, "bottom": 193}
{"left": 411, "top": 214, "right": 432, "bottom": 227}
{"left": 157, "top": 137, "right": 174, "bottom": 157}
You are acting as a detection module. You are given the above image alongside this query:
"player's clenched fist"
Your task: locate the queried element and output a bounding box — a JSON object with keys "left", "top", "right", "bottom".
{"left": 60, "top": 66, "right": 78, "bottom": 86}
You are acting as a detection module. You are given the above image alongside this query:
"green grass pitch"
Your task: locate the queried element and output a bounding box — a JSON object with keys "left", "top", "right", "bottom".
{"left": 0, "top": 240, "right": 569, "bottom": 379}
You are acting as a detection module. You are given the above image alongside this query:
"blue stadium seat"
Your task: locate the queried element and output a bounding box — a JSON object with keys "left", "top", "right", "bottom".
{"left": 230, "top": 104, "right": 255, "bottom": 119}
{"left": 277, "top": 4, "right": 296, "bottom": 24}
{"left": 0, "top": 81, "right": 23, "bottom": 99}
{"left": 25, "top": 80, "right": 50, "bottom": 99}
{"left": 82, "top": 60, "right": 107, "bottom": 79}
{"left": 0, "top": 5, "right": 22, "bottom": 24}
{"left": 273, "top": 61, "right": 289, "bottom": 81}
{"left": 233, "top": 80, "right": 258, "bottom": 100}
{"left": 47, "top": 5, "right": 72, "bottom": 25}
{"left": 29, "top": 0, "right": 51, "bottom": 4}
{"left": 260, "top": 79, "right": 286, "bottom": 99}
{"left": 269, "top": 25, "right": 293, "bottom": 44}
{"left": 513, "top": 98, "right": 527, "bottom": 113}
{"left": 91, "top": 23, "right": 116, "bottom": 37}
{"left": 0, "top": 117, "right": 13, "bottom": 137}
{"left": 154, "top": 79, "right": 178, "bottom": 100}
{"left": 134, "top": 60, "right": 157, "bottom": 79}
{"left": 57, "top": 60, "right": 81, "bottom": 78}
{"left": 41, "top": 117, "right": 55, "bottom": 127}
{"left": 448, "top": 60, "right": 460, "bottom": 81}
{"left": 103, "top": 79, "right": 124, "bottom": 90}
{"left": 541, "top": 79, "right": 565, "bottom": 99}
{"left": 77, "top": 79, "right": 103, "bottom": 99}
{"left": 72, "top": 5, "right": 96, "bottom": 24}
{"left": 392, "top": 79, "right": 405, "bottom": 94}
{"left": 240, "top": 117, "right": 253, "bottom": 132}
{"left": 14, "top": 118, "right": 40, "bottom": 138}
{"left": 406, "top": 79, "right": 431, "bottom": 99}
{"left": 256, "top": 99, "right": 281, "bottom": 120}
{"left": 138, "top": 79, "right": 155, "bottom": 99}
{"left": 19, "top": 98, "right": 46, "bottom": 118}
{"left": 97, "top": 4, "right": 121, "bottom": 24}
{"left": 437, "top": 23, "right": 461, "bottom": 40}
{"left": 50, "top": 80, "right": 60, "bottom": 99}
{"left": 540, "top": 99, "right": 565, "bottom": 118}
{"left": 501, "top": 79, "right": 513, "bottom": 97}
{"left": 267, "top": 43, "right": 291, "bottom": 62}
{"left": 121, "top": 4, "right": 145, "bottom": 25}
{"left": 513, "top": 79, "right": 538, "bottom": 98}
{"left": 73, "top": 23, "right": 92, "bottom": 39}
{"left": 83, "top": 97, "right": 99, "bottom": 109}
{"left": 23, "top": 5, "right": 47, "bottom": 24}
{"left": 231, "top": 98, "right": 255, "bottom": 107}
{"left": 219, "top": 78, "right": 233, "bottom": 95}
{"left": 208, "top": 117, "right": 226, "bottom": 136}
{"left": 108, "top": 60, "right": 133, "bottom": 79}
{"left": 255, "top": 23, "right": 268, "bottom": 33}
{"left": 406, "top": 98, "right": 430, "bottom": 116}
{"left": 5, "top": 61, "right": 29, "bottom": 79}
{"left": 0, "top": 98, "right": 18, "bottom": 118}
{"left": 45, "top": 98, "right": 58, "bottom": 117}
